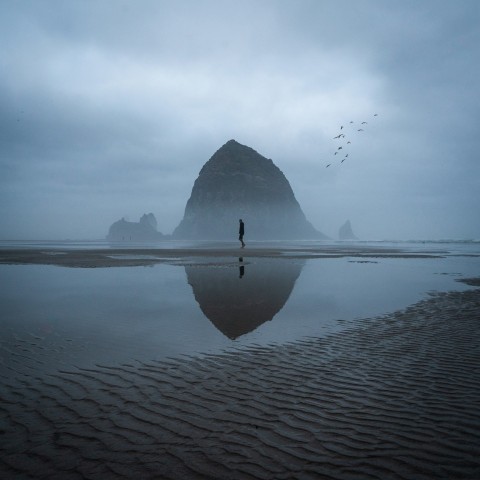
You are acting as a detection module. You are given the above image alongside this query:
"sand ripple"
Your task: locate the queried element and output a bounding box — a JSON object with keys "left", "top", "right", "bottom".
{"left": 1, "top": 289, "right": 480, "bottom": 479}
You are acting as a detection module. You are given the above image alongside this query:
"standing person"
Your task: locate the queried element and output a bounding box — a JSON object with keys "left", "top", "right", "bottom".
{"left": 239, "top": 219, "right": 245, "bottom": 248}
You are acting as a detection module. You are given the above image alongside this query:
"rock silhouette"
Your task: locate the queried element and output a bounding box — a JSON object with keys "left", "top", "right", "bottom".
{"left": 173, "top": 140, "right": 326, "bottom": 239}
{"left": 186, "top": 259, "right": 304, "bottom": 339}
{"left": 339, "top": 220, "right": 358, "bottom": 240}
{"left": 107, "top": 213, "right": 164, "bottom": 242}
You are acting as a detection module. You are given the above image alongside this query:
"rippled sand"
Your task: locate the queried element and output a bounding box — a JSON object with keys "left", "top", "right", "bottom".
{"left": 1, "top": 283, "right": 479, "bottom": 479}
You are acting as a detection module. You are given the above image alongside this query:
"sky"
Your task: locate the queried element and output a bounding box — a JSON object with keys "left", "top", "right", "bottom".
{"left": 1, "top": 0, "right": 479, "bottom": 241}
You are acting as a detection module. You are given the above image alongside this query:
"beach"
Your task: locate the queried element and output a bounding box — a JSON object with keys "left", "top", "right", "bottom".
{"left": 1, "top": 243, "right": 480, "bottom": 479}
{"left": 0, "top": 243, "right": 446, "bottom": 268}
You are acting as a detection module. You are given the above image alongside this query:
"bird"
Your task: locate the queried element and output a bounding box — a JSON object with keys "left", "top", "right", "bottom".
{"left": 347, "top": 141, "right": 351, "bottom": 144}
{"left": 340, "top": 126, "right": 344, "bottom": 129}
{"left": 338, "top": 146, "right": 343, "bottom": 150}
{"left": 340, "top": 134, "right": 346, "bottom": 138}
{"left": 334, "top": 152, "right": 338, "bottom": 155}
{"left": 345, "top": 154, "right": 349, "bottom": 158}
{"left": 358, "top": 129, "right": 364, "bottom": 131}
{"left": 333, "top": 135, "right": 341, "bottom": 139}
{"left": 341, "top": 159, "right": 346, "bottom": 163}
{"left": 374, "top": 113, "right": 378, "bottom": 116}
{"left": 326, "top": 164, "right": 331, "bottom": 168}
{"left": 361, "top": 121, "right": 368, "bottom": 124}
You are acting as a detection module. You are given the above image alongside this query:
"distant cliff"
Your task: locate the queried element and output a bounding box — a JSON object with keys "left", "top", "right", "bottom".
{"left": 173, "top": 139, "right": 327, "bottom": 240}
{"left": 107, "top": 213, "right": 164, "bottom": 242}
{"left": 339, "top": 220, "right": 358, "bottom": 240}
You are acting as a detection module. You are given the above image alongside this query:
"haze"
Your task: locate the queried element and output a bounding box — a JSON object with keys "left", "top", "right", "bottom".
{"left": 1, "top": 0, "right": 479, "bottom": 241}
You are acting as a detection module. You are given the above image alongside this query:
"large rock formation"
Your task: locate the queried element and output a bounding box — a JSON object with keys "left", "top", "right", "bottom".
{"left": 338, "top": 220, "right": 358, "bottom": 240}
{"left": 107, "top": 213, "right": 164, "bottom": 242}
{"left": 173, "top": 140, "right": 326, "bottom": 240}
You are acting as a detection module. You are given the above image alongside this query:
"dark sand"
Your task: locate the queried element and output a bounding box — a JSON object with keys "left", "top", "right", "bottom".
{"left": 1, "top": 276, "right": 479, "bottom": 479}
{"left": 0, "top": 244, "right": 444, "bottom": 268}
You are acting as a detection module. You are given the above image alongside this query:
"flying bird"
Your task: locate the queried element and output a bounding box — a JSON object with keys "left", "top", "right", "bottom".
{"left": 322, "top": 113, "right": 380, "bottom": 172}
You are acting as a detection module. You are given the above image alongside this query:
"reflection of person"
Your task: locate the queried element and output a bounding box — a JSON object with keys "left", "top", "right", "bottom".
{"left": 239, "top": 257, "right": 244, "bottom": 278}
{"left": 239, "top": 219, "right": 245, "bottom": 248}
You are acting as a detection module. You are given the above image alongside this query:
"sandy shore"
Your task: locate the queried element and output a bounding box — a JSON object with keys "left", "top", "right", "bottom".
{"left": 0, "top": 244, "right": 445, "bottom": 268}
{"left": 1, "top": 279, "right": 479, "bottom": 479}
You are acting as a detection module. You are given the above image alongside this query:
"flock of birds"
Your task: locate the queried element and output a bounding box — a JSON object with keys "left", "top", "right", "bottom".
{"left": 325, "top": 113, "right": 378, "bottom": 168}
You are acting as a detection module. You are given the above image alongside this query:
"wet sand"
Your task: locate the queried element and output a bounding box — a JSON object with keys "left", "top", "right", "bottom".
{"left": 1, "top": 279, "right": 479, "bottom": 479}
{"left": 0, "top": 244, "right": 444, "bottom": 268}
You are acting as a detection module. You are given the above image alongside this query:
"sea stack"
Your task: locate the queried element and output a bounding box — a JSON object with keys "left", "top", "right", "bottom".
{"left": 106, "top": 213, "right": 164, "bottom": 242}
{"left": 338, "top": 220, "right": 358, "bottom": 240}
{"left": 173, "top": 140, "right": 326, "bottom": 240}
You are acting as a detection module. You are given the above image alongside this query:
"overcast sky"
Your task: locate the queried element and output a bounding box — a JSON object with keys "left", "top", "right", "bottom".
{"left": 1, "top": 0, "right": 479, "bottom": 241}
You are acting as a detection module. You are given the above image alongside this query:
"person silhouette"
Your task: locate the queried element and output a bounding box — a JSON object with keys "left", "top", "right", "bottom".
{"left": 239, "top": 219, "right": 245, "bottom": 248}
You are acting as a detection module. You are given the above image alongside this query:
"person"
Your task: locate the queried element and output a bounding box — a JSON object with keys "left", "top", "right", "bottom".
{"left": 239, "top": 219, "right": 245, "bottom": 248}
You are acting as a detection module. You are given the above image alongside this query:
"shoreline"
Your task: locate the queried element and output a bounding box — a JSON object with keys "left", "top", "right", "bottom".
{"left": 0, "top": 244, "right": 447, "bottom": 268}
{"left": 1, "top": 283, "right": 479, "bottom": 479}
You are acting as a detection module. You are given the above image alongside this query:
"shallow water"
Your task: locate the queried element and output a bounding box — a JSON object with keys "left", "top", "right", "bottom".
{"left": 1, "top": 244, "right": 480, "bottom": 479}
{"left": 1, "top": 244, "right": 479, "bottom": 375}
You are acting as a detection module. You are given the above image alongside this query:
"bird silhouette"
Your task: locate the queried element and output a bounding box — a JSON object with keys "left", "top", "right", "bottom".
{"left": 323, "top": 113, "right": 379, "bottom": 172}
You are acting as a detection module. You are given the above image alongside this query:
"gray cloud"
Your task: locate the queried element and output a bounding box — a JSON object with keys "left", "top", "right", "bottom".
{"left": 1, "top": 0, "right": 479, "bottom": 240}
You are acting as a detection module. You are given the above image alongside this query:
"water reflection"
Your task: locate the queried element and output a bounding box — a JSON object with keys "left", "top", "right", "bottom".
{"left": 239, "top": 257, "right": 245, "bottom": 278}
{"left": 186, "top": 258, "right": 304, "bottom": 339}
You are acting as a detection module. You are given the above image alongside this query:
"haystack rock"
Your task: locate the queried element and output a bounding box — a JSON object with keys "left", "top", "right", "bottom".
{"left": 107, "top": 213, "right": 164, "bottom": 242}
{"left": 173, "top": 140, "right": 326, "bottom": 240}
{"left": 339, "top": 220, "right": 358, "bottom": 240}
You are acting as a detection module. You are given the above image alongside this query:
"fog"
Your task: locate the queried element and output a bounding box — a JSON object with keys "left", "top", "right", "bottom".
{"left": 1, "top": 0, "right": 479, "bottom": 241}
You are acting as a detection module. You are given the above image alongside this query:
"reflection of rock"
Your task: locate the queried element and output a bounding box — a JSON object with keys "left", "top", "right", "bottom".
{"left": 339, "top": 220, "right": 358, "bottom": 240}
{"left": 107, "top": 213, "right": 164, "bottom": 242}
{"left": 186, "top": 259, "right": 304, "bottom": 339}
